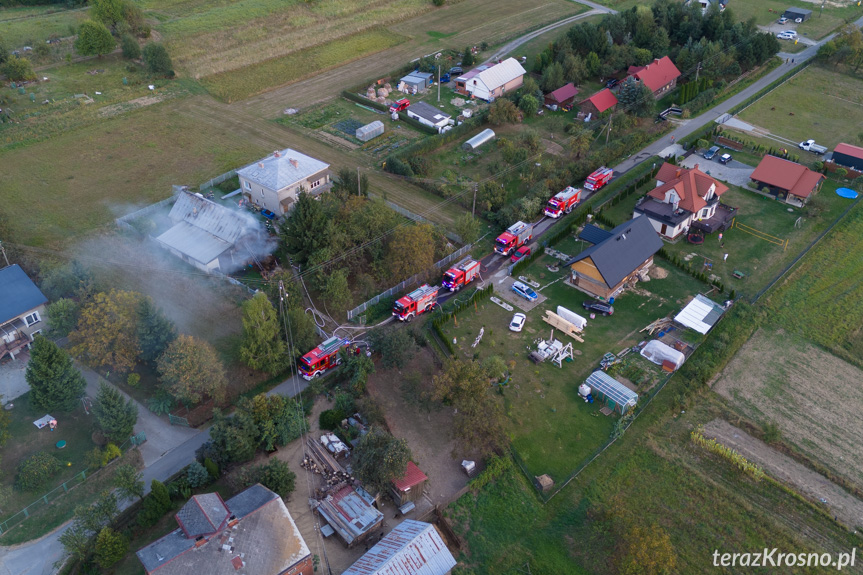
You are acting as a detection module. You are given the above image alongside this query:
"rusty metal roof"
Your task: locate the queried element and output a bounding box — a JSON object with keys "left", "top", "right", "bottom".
{"left": 343, "top": 520, "right": 456, "bottom": 575}
{"left": 392, "top": 462, "right": 428, "bottom": 492}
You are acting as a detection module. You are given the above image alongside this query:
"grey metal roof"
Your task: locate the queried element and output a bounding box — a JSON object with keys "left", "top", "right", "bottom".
{"left": 175, "top": 493, "right": 229, "bottom": 538}
{"left": 226, "top": 483, "right": 278, "bottom": 519}
{"left": 564, "top": 217, "right": 663, "bottom": 288}
{"left": 317, "top": 486, "right": 383, "bottom": 545}
{"left": 343, "top": 520, "right": 456, "bottom": 575}
{"left": 407, "top": 101, "right": 451, "bottom": 124}
{"left": 156, "top": 222, "right": 232, "bottom": 266}
{"left": 136, "top": 527, "right": 196, "bottom": 573}
{"left": 237, "top": 149, "right": 329, "bottom": 192}
{"left": 577, "top": 224, "right": 613, "bottom": 245}
{"left": 168, "top": 192, "right": 248, "bottom": 243}
{"left": 0, "top": 265, "right": 48, "bottom": 325}
{"left": 585, "top": 370, "right": 638, "bottom": 413}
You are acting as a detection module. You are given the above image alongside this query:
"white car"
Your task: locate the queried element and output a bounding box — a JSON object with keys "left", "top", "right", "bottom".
{"left": 777, "top": 31, "right": 797, "bottom": 40}
{"left": 509, "top": 313, "right": 526, "bottom": 332}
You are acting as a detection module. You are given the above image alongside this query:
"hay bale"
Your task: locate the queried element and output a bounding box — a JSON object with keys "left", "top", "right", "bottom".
{"left": 384, "top": 83, "right": 392, "bottom": 91}
{"left": 377, "top": 88, "right": 389, "bottom": 98}
{"left": 366, "top": 89, "right": 376, "bottom": 100}
{"left": 376, "top": 96, "right": 386, "bottom": 104}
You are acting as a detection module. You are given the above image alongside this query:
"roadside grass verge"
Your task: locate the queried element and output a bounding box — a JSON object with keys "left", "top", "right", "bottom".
{"left": 200, "top": 29, "right": 408, "bottom": 103}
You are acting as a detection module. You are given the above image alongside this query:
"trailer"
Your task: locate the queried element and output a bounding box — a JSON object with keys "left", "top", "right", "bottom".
{"left": 442, "top": 257, "right": 481, "bottom": 291}
{"left": 544, "top": 186, "right": 582, "bottom": 218}
{"left": 393, "top": 284, "right": 439, "bottom": 321}
{"left": 584, "top": 167, "right": 614, "bottom": 191}
{"left": 299, "top": 336, "right": 349, "bottom": 380}
{"left": 494, "top": 221, "right": 533, "bottom": 256}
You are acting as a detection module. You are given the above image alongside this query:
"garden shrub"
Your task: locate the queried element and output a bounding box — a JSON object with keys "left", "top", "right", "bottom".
{"left": 319, "top": 409, "right": 346, "bottom": 431}
{"left": 127, "top": 373, "right": 140, "bottom": 387}
{"left": 16, "top": 451, "right": 62, "bottom": 490}
{"left": 185, "top": 461, "right": 211, "bottom": 488}
{"left": 101, "top": 443, "right": 121, "bottom": 466}
{"left": 203, "top": 458, "right": 220, "bottom": 479}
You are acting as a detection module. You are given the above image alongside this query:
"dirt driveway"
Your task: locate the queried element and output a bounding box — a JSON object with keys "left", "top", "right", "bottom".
{"left": 703, "top": 419, "right": 863, "bottom": 530}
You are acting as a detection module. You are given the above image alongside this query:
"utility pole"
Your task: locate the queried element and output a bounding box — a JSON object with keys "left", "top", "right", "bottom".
{"left": 0, "top": 240, "right": 9, "bottom": 268}
{"left": 695, "top": 61, "right": 702, "bottom": 83}
{"left": 820, "top": 0, "right": 825, "bottom": 17}
{"left": 606, "top": 112, "right": 612, "bottom": 146}
{"left": 357, "top": 166, "right": 361, "bottom": 196}
{"left": 472, "top": 184, "right": 478, "bottom": 218}
{"left": 437, "top": 65, "right": 441, "bottom": 102}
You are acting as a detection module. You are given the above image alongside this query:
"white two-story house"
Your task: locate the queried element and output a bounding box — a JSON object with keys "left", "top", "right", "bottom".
{"left": 237, "top": 149, "right": 332, "bottom": 216}
{"left": 0, "top": 264, "right": 48, "bottom": 361}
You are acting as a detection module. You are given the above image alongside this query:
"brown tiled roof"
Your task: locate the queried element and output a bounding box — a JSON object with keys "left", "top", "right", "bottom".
{"left": 581, "top": 89, "right": 617, "bottom": 113}
{"left": 751, "top": 155, "right": 825, "bottom": 198}
{"left": 631, "top": 57, "right": 681, "bottom": 92}
{"left": 546, "top": 83, "right": 578, "bottom": 103}
{"left": 647, "top": 163, "right": 728, "bottom": 214}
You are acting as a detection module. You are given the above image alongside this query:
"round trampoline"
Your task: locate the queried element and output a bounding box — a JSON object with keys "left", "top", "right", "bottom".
{"left": 687, "top": 232, "right": 704, "bottom": 245}
{"left": 836, "top": 187, "right": 859, "bottom": 199}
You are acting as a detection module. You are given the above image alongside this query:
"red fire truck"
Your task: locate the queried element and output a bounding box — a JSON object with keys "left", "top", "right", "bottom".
{"left": 393, "top": 284, "right": 439, "bottom": 321}
{"left": 494, "top": 221, "right": 533, "bottom": 256}
{"left": 299, "top": 336, "right": 348, "bottom": 380}
{"left": 442, "top": 258, "right": 481, "bottom": 292}
{"left": 584, "top": 167, "right": 613, "bottom": 191}
{"left": 389, "top": 98, "right": 410, "bottom": 113}
{"left": 544, "top": 186, "right": 582, "bottom": 218}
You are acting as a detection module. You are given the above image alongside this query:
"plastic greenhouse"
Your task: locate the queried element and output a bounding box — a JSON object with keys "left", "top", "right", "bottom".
{"left": 356, "top": 120, "right": 385, "bottom": 142}
{"left": 583, "top": 371, "right": 638, "bottom": 414}
{"left": 462, "top": 128, "right": 496, "bottom": 150}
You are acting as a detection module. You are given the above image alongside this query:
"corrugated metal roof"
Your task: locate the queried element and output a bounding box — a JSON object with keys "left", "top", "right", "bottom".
{"left": 169, "top": 192, "right": 248, "bottom": 244}
{"left": 0, "top": 264, "right": 47, "bottom": 325}
{"left": 475, "top": 58, "right": 526, "bottom": 91}
{"left": 392, "top": 461, "right": 428, "bottom": 492}
{"left": 156, "top": 221, "right": 232, "bottom": 266}
{"left": 674, "top": 294, "right": 726, "bottom": 334}
{"left": 581, "top": 88, "right": 617, "bottom": 113}
{"left": 343, "top": 520, "right": 456, "bottom": 575}
{"left": 317, "top": 486, "right": 383, "bottom": 545}
{"left": 407, "top": 102, "right": 451, "bottom": 124}
{"left": 237, "top": 148, "right": 329, "bottom": 192}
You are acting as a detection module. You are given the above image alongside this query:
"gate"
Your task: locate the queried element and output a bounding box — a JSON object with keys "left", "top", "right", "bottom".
{"left": 168, "top": 414, "right": 190, "bottom": 427}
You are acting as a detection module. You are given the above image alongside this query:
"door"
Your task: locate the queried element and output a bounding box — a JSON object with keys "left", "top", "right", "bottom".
{"left": 660, "top": 224, "right": 667, "bottom": 236}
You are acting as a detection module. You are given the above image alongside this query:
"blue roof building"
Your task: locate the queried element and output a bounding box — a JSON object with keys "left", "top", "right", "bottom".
{"left": 0, "top": 265, "right": 48, "bottom": 361}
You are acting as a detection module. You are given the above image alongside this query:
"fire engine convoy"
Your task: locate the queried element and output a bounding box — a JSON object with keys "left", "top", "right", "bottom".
{"left": 544, "top": 186, "right": 582, "bottom": 218}
{"left": 299, "top": 336, "right": 349, "bottom": 380}
{"left": 584, "top": 167, "right": 614, "bottom": 192}
{"left": 494, "top": 221, "right": 533, "bottom": 257}
{"left": 393, "top": 284, "right": 439, "bottom": 321}
{"left": 442, "top": 257, "right": 481, "bottom": 292}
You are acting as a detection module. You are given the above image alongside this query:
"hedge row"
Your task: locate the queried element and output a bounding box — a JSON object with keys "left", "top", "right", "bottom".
{"left": 342, "top": 90, "right": 389, "bottom": 112}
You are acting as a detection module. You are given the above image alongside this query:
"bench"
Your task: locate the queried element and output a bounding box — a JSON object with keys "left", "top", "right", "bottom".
{"left": 733, "top": 270, "right": 746, "bottom": 279}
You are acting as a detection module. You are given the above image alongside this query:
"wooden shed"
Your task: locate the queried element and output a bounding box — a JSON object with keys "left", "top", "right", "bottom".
{"left": 390, "top": 461, "right": 428, "bottom": 506}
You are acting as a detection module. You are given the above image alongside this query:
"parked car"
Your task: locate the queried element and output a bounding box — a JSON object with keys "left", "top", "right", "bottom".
{"left": 718, "top": 153, "right": 732, "bottom": 164}
{"left": 511, "top": 245, "right": 531, "bottom": 263}
{"left": 778, "top": 16, "right": 788, "bottom": 24}
{"left": 703, "top": 146, "right": 720, "bottom": 160}
{"left": 509, "top": 313, "right": 526, "bottom": 332}
{"left": 777, "top": 31, "right": 797, "bottom": 40}
{"left": 261, "top": 209, "right": 276, "bottom": 220}
{"left": 440, "top": 72, "right": 451, "bottom": 83}
{"left": 449, "top": 66, "right": 463, "bottom": 75}
{"left": 582, "top": 299, "right": 614, "bottom": 316}
{"left": 512, "top": 281, "right": 538, "bottom": 302}
{"left": 605, "top": 78, "right": 619, "bottom": 89}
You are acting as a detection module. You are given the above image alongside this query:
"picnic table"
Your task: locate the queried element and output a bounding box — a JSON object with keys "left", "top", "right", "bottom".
{"left": 733, "top": 270, "right": 746, "bottom": 279}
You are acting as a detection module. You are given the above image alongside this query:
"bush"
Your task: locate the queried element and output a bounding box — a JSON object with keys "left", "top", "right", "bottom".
{"left": 433, "top": 0, "right": 445, "bottom": 5}
{"left": 1, "top": 55, "right": 36, "bottom": 81}
{"left": 94, "top": 527, "right": 128, "bottom": 568}
{"left": 120, "top": 33, "right": 140, "bottom": 60}
{"left": 334, "top": 393, "right": 355, "bottom": 415}
{"left": 255, "top": 459, "right": 296, "bottom": 497}
{"left": 127, "top": 373, "right": 140, "bottom": 387}
{"left": 142, "top": 42, "right": 173, "bottom": 76}
{"left": 101, "top": 443, "right": 121, "bottom": 466}
{"left": 185, "top": 461, "right": 211, "bottom": 488}
{"left": 203, "top": 458, "right": 220, "bottom": 480}
{"left": 86, "top": 447, "right": 105, "bottom": 469}
{"left": 16, "top": 452, "right": 62, "bottom": 490}
{"left": 319, "top": 409, "right": 346, "bottom": 430}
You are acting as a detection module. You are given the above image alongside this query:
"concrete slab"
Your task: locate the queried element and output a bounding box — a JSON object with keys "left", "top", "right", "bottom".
{"left": 0, "top": 351, "right": 30, "bottom": 403}
{"left": 680, "top": 155, "right": 755, "bottom": 188}
{"left": 494, "top": 276, "right": 547, "bottom": 312}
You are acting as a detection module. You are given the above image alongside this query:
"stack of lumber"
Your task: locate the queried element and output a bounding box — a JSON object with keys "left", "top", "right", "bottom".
{"left": 542, "top": 311, "right": 584, "bottom": 342}
{"left": 307, "top": 437, "right": 345, "bottom": 475}
{"left": 641, "top": 317, "right": 673, "bottom": 336}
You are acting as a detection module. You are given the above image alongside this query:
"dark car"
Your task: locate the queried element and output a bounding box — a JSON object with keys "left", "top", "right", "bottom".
{"left": 718, "top": 153, "right": 732, "bottom": 164}
{"left": 605, "top": 78, "right": 619, "bottom": 89}
{"left": 440, "top": 72, "right": 451, "bottom": 83}
{"left": 582, "top": 299, "right": 614, "bottom": 316}
{"left": 261, "top": 209, "right": 276, "bottom": 220}
{"left": 703, "top": 146, "right": 720, "bottom": 160}
{"left": 449, "top": 66, "right": 463, "bottom": 75}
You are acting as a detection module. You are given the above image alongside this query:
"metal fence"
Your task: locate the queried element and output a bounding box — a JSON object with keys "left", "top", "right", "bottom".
{"left": 114, "top": 192, "right": 178, "bottom": 233}
{"left": 199, "top": 169, "right": 237, "bottom": 192}
{"left": 346, "top": 235, "right": 487, "bottom": 320}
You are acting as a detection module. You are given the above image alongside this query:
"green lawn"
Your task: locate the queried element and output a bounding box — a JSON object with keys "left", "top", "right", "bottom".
{"left": 738, "top": 66, "right": 863, "bottom": 150}
{"left": 730, "top": 0, "right": 859, "bottom": 39}
{"left": 0, "top": 5, "right": 88, "bottom": 49}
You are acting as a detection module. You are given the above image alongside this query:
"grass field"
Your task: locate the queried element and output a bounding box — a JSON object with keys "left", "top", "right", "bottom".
{"left": 730, "top": 0, "right": 859, "bottom": 39}
{"left": 714, "top": 327, "right": 863, "bottom": 488}
{"left": 200, "top": 29, "right": 408, "bottom": 102}
{"left": 738, "top": 66, "right": 863, "bottom": 150}
{"left": 765, "top": 200, "right": 863, "bottom": 365}
{"left": 0, "top": 5, "right": 88, "bottom": 49}
{"left": 0, "top": 103, "right": 269, "bottom": 247}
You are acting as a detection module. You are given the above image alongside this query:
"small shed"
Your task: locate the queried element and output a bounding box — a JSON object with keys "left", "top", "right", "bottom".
{"left": 390, "top": 461, "right": 428, "bottom": 506}
{"left": 783, "top": 7, "right": 812, "bottom": 21}
{"left": 400, "top": 72, "right": 433, "bottom": 92}
{"left": 462, "top": 128, "right": 496, "bottom": 150}
{"left": 544, "top": 83, "right": 579, "bottom": 107}
{"left": 536, "top": 474, "right": 554, "bottom": 492}
{"left": 356, "top": 120, "right": 384, "bottom": 142}
{"left": 674, "top": 294, "right": 726, "bottom": 334}
{"left": 832, "top": 143, "right": 863, "bottom": 172}
{"left": 584, "top": 371, "right": 638, "bottom": 414}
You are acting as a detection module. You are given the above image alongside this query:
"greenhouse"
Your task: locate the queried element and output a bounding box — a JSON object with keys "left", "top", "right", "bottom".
{"left": 462, "top": 128, "right": 496, "bottom": 150}
{"left": 583, "top": 370, "right": 638, "bottom": 414}
{"left": 356, "top": 120, "right": 384, "bottom": 142}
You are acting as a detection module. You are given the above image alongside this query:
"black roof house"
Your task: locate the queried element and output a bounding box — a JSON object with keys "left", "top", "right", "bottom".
{"left": 783, "top": 7, "right": 811, "bottom": 20}
{"left": 564, "top": 217, "right": 663, "bottom": 289}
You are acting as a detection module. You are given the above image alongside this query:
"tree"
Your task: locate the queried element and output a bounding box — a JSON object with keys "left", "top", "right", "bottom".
{"left": 541, "top": 61, "right": 565, "bottom": 92}
{"left": 71, "top": 289, "right": 143, "bottom": 372}
{"left": 518, "top": 93, "right": 539, "bottom": 116}
{"left": 16, "top": 451, "right": 62, "bottom": 490}
{"left": 238, "top": 393, "right": 307, "bottom": 451}
{"left": 1, "top": 55, "right": 36, "bottom": 82}
{"left": 433, "top": 360, "right": 507, "bottom": 457}
{"left": 568, "top": 128, "right": 592, "bottom": 159}
{"left": 120, "top": 33, "right": 140, "bottom": 59}
{"left": 207, "top": 408, "right": 259, "bottom": 464}
{"left": 453, "top": 212, "right": 481, "bottom": 244}
{"left": 462, "top": 46, "right": 475, "bottom": 67}
{"left": 75, "top": 490, "right": 119, "bottom": 533}
{"left": 255, "top": 459, "right": 296, "bottom": 496}
{"left": 58, "top": 523, "right": 92, "bottom": 562}
{"left": 617, "top": 77, "right": 654, "bottom": 117}
{"left": 26, "top": 337, "right": 87, "bottom": 412}
{"left": 585, "top": 51, "right": 601, "bottom": 76}
{"left": 46, "top": 298, "right": 80, "bottom": 337}
{"left": 322, "top": 268, "right": 352, "bottom": 313}
{"left": 137, "top": 298, "right": 177, "bottom": 363}
{"left": 386, "top": 223, "right": 436, "bottom": 281}
{"left": 370, "top": 327, "right": 417, "bottom": 370}
{"left": 74, "top": 20, "right": 115, "bottom": 57}
{"left": 40, "top": 261, "right": 96, "bottom": 301}
{"left": 339, "top": 349, "right": 375, "bottom": 395}
{"left": 285, "top": 306, "right": 319, "bottom": 359}
{"left": 94, "top": 527, "right": 128, "bottom": 569}
{"left": 562, "top": 53, "right": 587, "bottom": 84}
{"left": 352, "top": 427, "right": 411, "bottom": 493}
{"left": 281, "top": 191, "right": 331, "bottom": 266}
{"left": 157, "top": 335, "right": 227, "bottom": 405}
{"left": 618, "top": 524, "right": 676, "bottom": 575}
{"left": 113, "top": 463, "right": 144, "bottom": 501}
{"left": 90, "top": 0, "right": 125, "bottom": 31}
{"left": 93, "top": 382, "right": 138, "bottom": 442}
{"left": 488, "top": 99, "right": 521, "bottom": 125}
{"left": 138, "top": 480, "right": 171, "bottom": 527}
{"left": 142, "top": 42, "right": 173, "bottom": 75}
{"left": 185, "top": 461, "right": 211, "bottom": 488}
{"left": 240, "top": 292, "right": 288, "bottom": 375}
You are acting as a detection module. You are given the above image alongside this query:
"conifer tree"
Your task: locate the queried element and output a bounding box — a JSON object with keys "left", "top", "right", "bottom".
{"left": 26, "top": 336, "right": 87, "bottom": 412}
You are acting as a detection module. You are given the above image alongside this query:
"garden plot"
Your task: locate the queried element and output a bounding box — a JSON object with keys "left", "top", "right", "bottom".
{"left": 713, "top": 328, "right": 863, "bottom": 488}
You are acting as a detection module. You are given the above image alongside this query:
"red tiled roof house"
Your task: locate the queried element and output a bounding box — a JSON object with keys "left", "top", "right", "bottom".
{"left": 634, "top": 163, "right": 734, "bottom": 239}
{"left": 626, "top": 56, "right": 682, "bottom": 98}
{"left": 580, "top": 88, "right": 617, "bottom": 117}
{"left": 544, "top": 83, "right": 579, "bottom": 108}
{"left": 750, "top": 155, "right": 825, "bottom": 206}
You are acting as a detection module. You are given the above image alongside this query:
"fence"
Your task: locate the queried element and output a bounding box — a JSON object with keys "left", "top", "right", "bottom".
{"left": 199, "top": 169, "right": 237, "bottom": 192}
{"left": 114, "top": 191, "right": 179, "bottom": 232}
{"left": 346, "top": 235, "right": 487, "bottom": 320}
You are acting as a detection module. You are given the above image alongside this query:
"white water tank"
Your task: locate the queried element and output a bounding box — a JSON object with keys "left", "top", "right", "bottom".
{"left": 578, "top": 384, "right": 591, "bottom": 398}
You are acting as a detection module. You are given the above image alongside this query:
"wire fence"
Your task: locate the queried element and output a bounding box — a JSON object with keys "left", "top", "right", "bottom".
{"left": 199, "top": 169, "right": 237, "bottom": 192}
{"left": 377, "top": 197, "right": 463, "bottom": 244}
{"left": 114, "top": 191, "right": 179, "bottom": 233}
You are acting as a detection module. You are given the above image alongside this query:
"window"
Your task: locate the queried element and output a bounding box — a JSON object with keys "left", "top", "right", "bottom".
{"left": 24, "top": 312, "right": 40, "bottom": 326}
{"left": 30, "top": 329, "right": 42, "bottom": 338}
{"left": 701, "top": 209, "right": 709, "bottom": 218}
{"left": 310, "top": 180, "right": 320, "bottom": 189}
{"left": 244, "top": 181, "right": 251, "bottom": 191}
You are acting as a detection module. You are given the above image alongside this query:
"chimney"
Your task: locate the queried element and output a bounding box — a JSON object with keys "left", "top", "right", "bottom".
{"left": 693, "top": 163, "right": 699, "bottom": 171}
{"left": 273, "top": 150, "right": 281, "bottom": 158}
{"left": 258, "top": 162, "right": 264, "bottom": 168}
{"left": 290, "top": 158, "right": 299, "bottom": 168}
{"left": 675, "top": 169, "right": 681, "bottom": 178}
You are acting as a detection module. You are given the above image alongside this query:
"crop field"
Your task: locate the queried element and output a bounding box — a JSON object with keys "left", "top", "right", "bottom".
{"left": 0, "top": 5, "right": 88, "bottom": 49}
{"left": 440, "top": 252, "right": 711, "bottom": 481}
{"left": 0, "top": 103, "right": 269, "bottom": 248}
{"left": 738, "top": 66, "right": 863, "bottom": 150}
{"left": 713, "top": 327, "right": 863, "bottom": 488}
{"left": 765, "top": 201, "right": 863, "bottom": 365}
